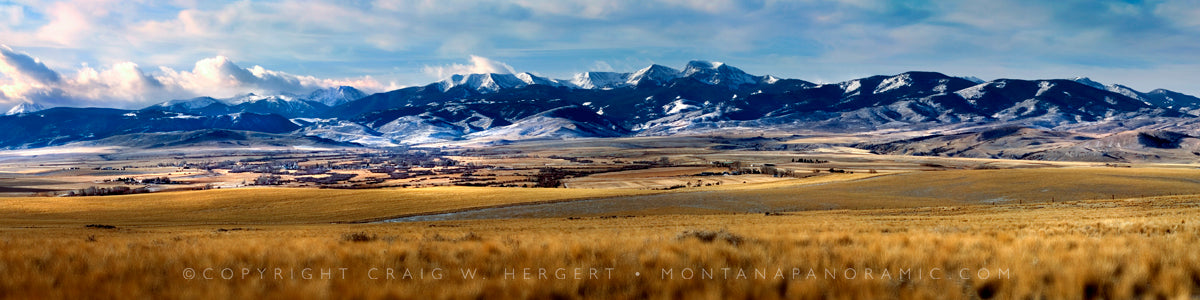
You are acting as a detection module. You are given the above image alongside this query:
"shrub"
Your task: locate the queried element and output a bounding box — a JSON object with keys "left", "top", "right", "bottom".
{"left": 342, "top": 232, "right": 377, "bottom": 243}
{"left": 676, "top": 229, "right": 745, "bottom": 246}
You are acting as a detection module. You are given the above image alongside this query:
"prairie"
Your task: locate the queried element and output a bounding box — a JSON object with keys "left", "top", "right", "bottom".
{"left": 0, "top": 187, "right": 663, "bottom": 226}
{"left": 0, "top": 195, "right": 1197, "bottom": 299}
{"left": 2, "top": 162, "right": 1200, "bottom": 298}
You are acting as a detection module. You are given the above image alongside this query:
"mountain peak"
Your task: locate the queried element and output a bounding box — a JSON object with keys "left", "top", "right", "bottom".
{"left": 5, "top": 102, "right": 46, "bottom": 115}
{"left": 570, "top": 72, "right": 627, "bottom": 89}
{"left": 307, "top": 86, "right": 367, "bottom": 106}
{"left": 156, "top": 97, "right": 222, "bottom": 110}
{"left": 441, "top": 73, "right": 519, "bottom": 93}
{"left": 680, "top": 60, "right": 756, "bottom": 88}
{"left": 225, "top": 92, "right": 300, "bottom": 104}
{"left": 1072, "top": 77, "right": 1106, "bottom": 90}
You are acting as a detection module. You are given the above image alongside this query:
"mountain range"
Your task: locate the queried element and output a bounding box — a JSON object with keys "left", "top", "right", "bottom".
{"left": 6, "top": 60, "right": 1200, "bottom": 162}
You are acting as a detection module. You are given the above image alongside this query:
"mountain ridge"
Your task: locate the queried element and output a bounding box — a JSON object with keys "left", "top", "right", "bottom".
{"left": 5, "top": 61, "right": 1200, "bottom": 157}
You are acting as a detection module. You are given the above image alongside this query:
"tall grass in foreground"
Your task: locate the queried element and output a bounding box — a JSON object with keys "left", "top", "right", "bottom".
{"left": 1, "top": 196, "right": 1198, "bottom": 299}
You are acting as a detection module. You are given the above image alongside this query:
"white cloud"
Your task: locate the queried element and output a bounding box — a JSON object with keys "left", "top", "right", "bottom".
{"left": 3, "top": 0, "right": 1200, "bottom": 98}
{"left": 0, "top": 45, "right": 385, "bottom": 108}
{"left": 591, "top": 61, "right": 615, "bottom": 72}
{"left": 34, "top": 1, "right": 113, "bottom": 47}
{"left": 421, "top": 55, "right": 517, "bottom": 79}
{"left": 0, "top": 45, "right": 61, "bottom": 84}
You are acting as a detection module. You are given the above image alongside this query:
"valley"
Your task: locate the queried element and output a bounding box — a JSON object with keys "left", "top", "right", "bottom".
{"left": 2, "top": 134, "right": 1200, "bottom": 299}
{"left": 4, "top": 62, "right": 1200, "bottom": 299}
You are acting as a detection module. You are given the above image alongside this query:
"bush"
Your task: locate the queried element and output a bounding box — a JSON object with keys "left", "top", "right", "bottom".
{"left": 676, "top": 229, "right": 745, "bottom": 246}
{"left": 341, "top": 232, "right": 377, "bottom": 243}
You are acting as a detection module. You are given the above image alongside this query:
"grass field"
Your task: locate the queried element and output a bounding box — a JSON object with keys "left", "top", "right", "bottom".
{"left": 1, "top": 196, "right": 1197, "bottom": 299}
{"left": 0, "top": 186, "right": 664, "bottom": 225}
{"left": 1, "top": 167, "right": 1199, "bottom": 298}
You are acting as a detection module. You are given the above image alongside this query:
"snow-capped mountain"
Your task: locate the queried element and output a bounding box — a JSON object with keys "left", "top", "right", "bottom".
{"left": 6, "top": 60, "right": 1200, "bottom": 151}
{"left": 439, "top": 60, "right": 768, "bottom": 93}
{"left": 5, "top": 102, "right": 46, "bottom": 115}
{"left": 1071, "top": 77, "right": 1200, "bottom": 114}
{"left": 437, "top": 72, "right": 567, "bottom": 93}
{"left": 306, "top": 86, "right": 368, "bottom": 106}
{"left": 1143, "top": 89, "right": 1200, "bottom": 114}
{"left": 626, "top": 64, "right": 683, "bottom": 86}
{"left": 570, "top": 72, "right": 629, "bottom": 89}
{"left": 223, "top": 92, "right": 302, "bottom": 105}
{"left": 680, "top": 60, "right": 760, "bottom": 88}
{"left": 466, "top": 106, "right": 627, "bottom": 141}
{"left": 563, "top": 61, "right": 759, "bottom": 90}
{"left": 144, "top": 87, "right": 365, "bottom": 118}
{"left": 156, "top": 97, "right": 223, "bottom": 110}
{"left": 1072, "top": 77, "right": 1106, "bottom": 90}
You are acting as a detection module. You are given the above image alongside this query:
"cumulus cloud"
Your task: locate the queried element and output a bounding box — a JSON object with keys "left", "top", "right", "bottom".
{"left": 0, "top": 45, "right": 384, "bottom": 109}
{"left": 4, "top": 0, "right": 1200, "bottom": 97}
{"left": 421, "top": 55, "right": 517, "bottom": 79}
{"left": 0, "top": 46, "right": 61, "bottom": 84}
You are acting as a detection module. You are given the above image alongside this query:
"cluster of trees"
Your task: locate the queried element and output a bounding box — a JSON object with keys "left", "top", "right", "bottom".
{"left": 533, "top": 168, "right": 568, "bottom": 188}
{"left": 792, "top": 158, "right": 828, "bottom": 163}
{"left": 253, "top": 174, "right": 285, "bottom": 185}
{"left": 112, "top": 177, "right": 174, "bottom": 184}
{"left": 293, "top": 173, "right": 356, "bottom": 185}
{"left": 67, "top": 186, "right": 150, "bottom": 197}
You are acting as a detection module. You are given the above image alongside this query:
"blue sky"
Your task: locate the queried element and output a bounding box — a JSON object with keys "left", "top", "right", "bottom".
{"left": 2, "top": 0, "right": 1199, "bottom": 108}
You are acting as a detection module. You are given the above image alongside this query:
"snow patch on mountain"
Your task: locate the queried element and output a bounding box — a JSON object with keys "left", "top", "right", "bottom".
{"left": 1035, "top": 81, "right": 1055, "bottom": 96}
{"left": 842, "top": 80, "right": 862, "bottom": 95}
{"left": 663, "top": 98, "right": 700, "bottom": 114}
{"left": 874, "top": 74, "right": 912, "bottom": 94}
{"left": 376, "top": 115, "right": 464, "bottom": 144}
{"left": 1107, "top": 84, "right": 1144, "bottom": 101}
{"left": 955, "top": 82, "right": 991, "bottom": 104}
{"left": 466, "top": 106, "right": 624, "bottom": 141}
{"left": 293, "top": 118, "right": 397, "bottom": 147}
{"left": 570, "top": 72, "right": 628, "bottom": 89}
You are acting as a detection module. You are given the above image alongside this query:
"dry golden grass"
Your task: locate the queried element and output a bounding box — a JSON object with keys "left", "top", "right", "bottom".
{"left": 3, "top": 167, "right": 1200, "bottom": 299}
{"left": 497, "top": 167, "right": 1200, "bottom": 218}
{"left": 1, "top": 196, "right": 1198, "bottom": 299}
{"left": 0, "top": 186, "right": 662, "bottom": 226}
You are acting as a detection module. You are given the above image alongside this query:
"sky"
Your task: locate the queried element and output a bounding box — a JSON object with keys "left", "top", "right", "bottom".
{"left": 1, "top": 0, "right": 1199, "bottom": 109}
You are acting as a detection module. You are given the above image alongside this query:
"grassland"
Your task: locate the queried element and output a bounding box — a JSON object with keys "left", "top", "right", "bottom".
{"left": 0, "top": 186, "right": 666, "bottom": 225}
{"left": 396, "top": 167, "right": 1200, "bottom": 220}
{"left": 2, "top": 166, "right": 1199, "bottom": 298}
{"left": 1, "top": 195, "right": 1197, "bottom": 299}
